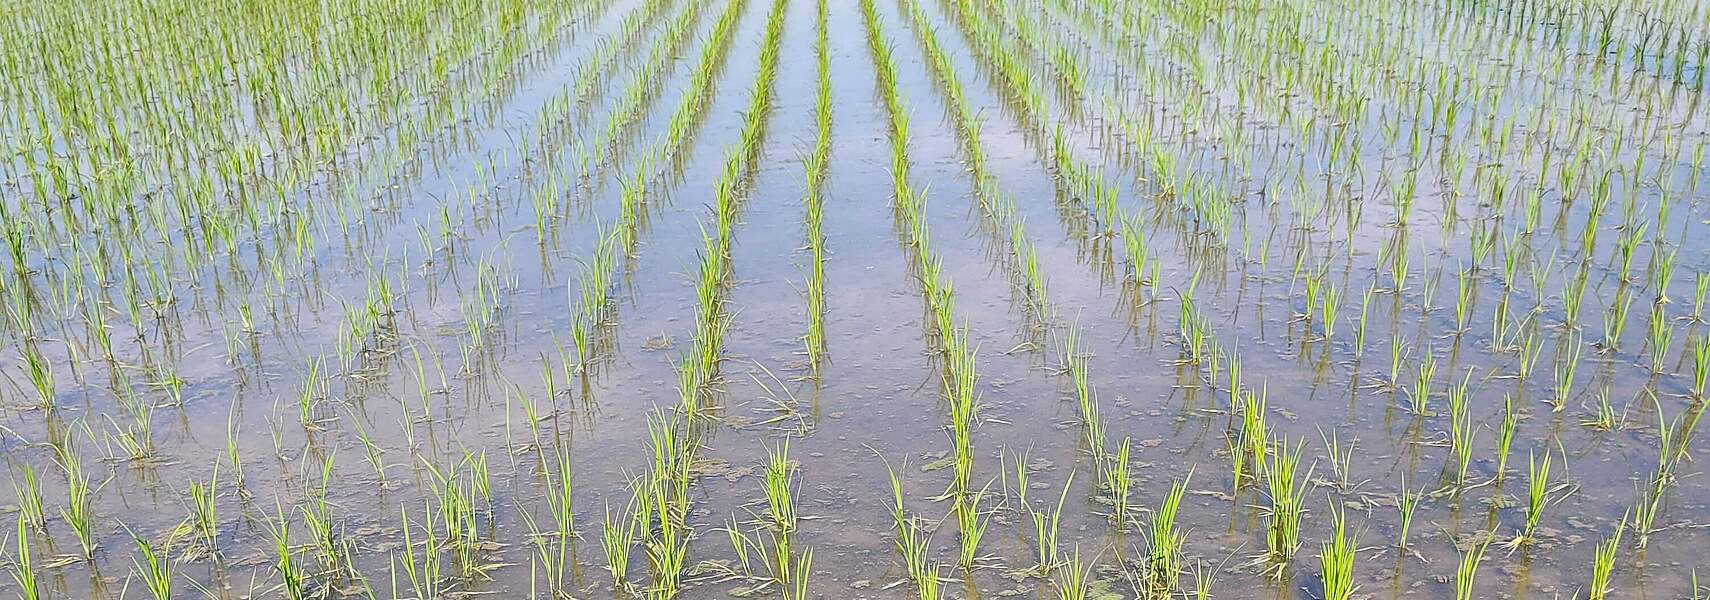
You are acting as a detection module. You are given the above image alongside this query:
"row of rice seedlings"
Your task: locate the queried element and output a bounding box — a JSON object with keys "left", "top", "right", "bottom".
{"left": 678, "top": 0, "right": 789, "bottom": 420}
{"left": 800, "top": 0, "right": 833, "bottom": 373}
{"left": 864, "top": 0, "right": 983, "bottom": 520}
{"left": 854, "top": 6, "right": 1007, "bottom": 577}
{"left": 894, "top": 0, "right": 1056, "bottom": 325}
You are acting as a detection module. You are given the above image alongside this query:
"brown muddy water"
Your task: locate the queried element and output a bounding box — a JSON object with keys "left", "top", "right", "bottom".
{"left": 3, "top": 0, "right": 1710, "bottom": 598}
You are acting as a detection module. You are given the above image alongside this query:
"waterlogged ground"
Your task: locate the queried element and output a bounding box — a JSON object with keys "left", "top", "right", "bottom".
{"left": 4, "top": 0, "right": 1710, "bottom": 598}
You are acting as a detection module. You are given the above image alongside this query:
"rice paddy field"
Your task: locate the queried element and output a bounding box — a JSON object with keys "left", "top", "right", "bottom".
{"left": 7, "top": 0, "right": 1710, "bottom": 598}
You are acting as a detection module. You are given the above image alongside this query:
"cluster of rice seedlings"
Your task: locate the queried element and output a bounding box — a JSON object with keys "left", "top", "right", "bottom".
{"left": 1505, "top": 449, "right": 1559, "bottom": 548}
{"left": 1051, "top": 547, "right": 1100, "bottom": 600}
{"left": 8, "top": 465, "right": 44, "bottom": 533}
{"left": 186, "top": 464, "right": 221, "bottom": 550}
{"left": 1396, "top": 476, "right": 1422, "bottom": 549}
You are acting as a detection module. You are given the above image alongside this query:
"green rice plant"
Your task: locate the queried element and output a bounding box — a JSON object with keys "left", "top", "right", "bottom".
{"left": 1397, "top": 476, "right": 1421, "bottom": 549}
{"left": 547, "top": 446, "right": 575, "bottom": 542}
{"left": 1453, "top": 268, "right": 1474, "bottom": 333}
{"left": 915, "top": 562, "right": 942, "bottom": 600}
{"left": 1631, "top": 479, "right": 1665, "bottom": 549}
{"left": 955, "top": 482, "right": 992, "bottom": 571}
{"left": 601, "top": 498, "right": 637, "bottom": 590}
{"left": 1103, "top": 437, "right": 1133, "bottom": 528}
{"left": 1141, "top": 473, "right": 1191, "bottom": 596}
{"left": 1052, "top": 548, "right": 1098, "bottom": 600}
{"left": 1237, "top": 389, "right": 1270, "bottom": 489}
{"left": 1603, "top": 289, "right": 1636, "bottom": 350}
{"left": 1030, "top": 471, "right": 1075, "bottom": 575}
{"left": 8, "top": 465, "right": 44, "bottom": 532}
{"left": 1320, "top": 429, "right": 1357, "bottom": 492}
{"left": 1354, "top": 283, "right": 1375, "bottom": 358}
{"left": 517, "top": 507, "right": 566, "bottom": 597}
{"left": 395, "top": 504, "right": 441, "bottom": 600}
{"left": 1409, "top": 346, "right": 1436, "bottom": 415}
{"left": 1551, "top": 336, "right": 1582, "bottom": 411}
{"left": 764, "top": 442, "right": 798, "bottom": 535}
{"left": 1318, "top": 502, "right": 1357, "bottom": 600}
{"left": 1447, "top": 370, "right": 1477, "bottom": 485}
{"left": 8, "top": 515, "right": 38, "bottom": 600}
{"left": 1588, "top": 517, "right": 1626, "bottom": 600}
{"left": 1582, "top": 386, "right": 1619, "bottom": 431}
{"left": 1516, "top": 450, "right": 1554, "bottom": 545}
{"left": 1648, "top": 304, "right": 1675, "bottom": 373}
{"left": 785, "top": 548, "right": 813, "bottom": 600}
{"left": 1494, "top": 395, "right": 1518, "bottom": 482}
{"left": 1388, "top": 336, "right": 1408, "bottom": 389}
{"left": 1454, "top": 530, "right": 1492, "bottom": 600}
{"left": 1694, "top": 334, "right": 1710, "bottom": 399}
{"left": 187, "top": 463, "right": 219, "bottom": 549}
{"left": 21, "top": 345, "right": 53, "bottom": 409}
{"left": 129, "top": 530, "right": 174, "bottom": 600}
{"left": 1261, "top": 438, "right": 1311, "bottom": 573}
{"left": 55, "top": 450, "right": 97, "bottom": 558}
{"left": 881, "top": 456, "right": 931, "bottom": 581}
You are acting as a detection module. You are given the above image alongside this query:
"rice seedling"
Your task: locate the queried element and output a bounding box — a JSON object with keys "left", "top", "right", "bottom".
{"left": 1588, "top": 517, "right": 1626, "bottom": 600}
{"left": 1052, "top": 548, "right": 1099, "bottom": 600}
{"left": 1446, "top": 370, "right": 1478, "bottom": 486}
{"left": 1397, "top": 476, "right": 1422, "bottom": 549}
{"left": 7, "top": 515, "right": 39, "bottom": 600}
{"left": 1408, "top": 347, "right": 1437, "bottom": 415}
{"left": 1454, "top": 531, "right": 1492, "bottom": 600}
{"left": 1494, "top": 395, "right": 1518, "bottom": 482}
{"left": 1260, "top": 438, "right": 1312, "bottom": 574}
{"left": 1136, "top": 473, "right": 1190, "bottom": 597}
{"left": 1103, "top": 437, "right": 1134, "bottom": 528}
{"left": 56, "top": 449, "right": 98, "bottom": 558}
{"left": 1028, "top": 471, "right": 1075, "bottom": 576}
{"left": 187, "top": 464, "right": 220, "bottom": 549}
{"left": 1318, "top": 502, "right": 1357, "bottom": 600}
{"left": 8, "top": 465, "right": 44, "bottom": 532}
{"left": 1507, "top": 450, "right": 1556, "bottom": 548}
{"left": 128, "top": 530, "right": 174, "bottom": 600}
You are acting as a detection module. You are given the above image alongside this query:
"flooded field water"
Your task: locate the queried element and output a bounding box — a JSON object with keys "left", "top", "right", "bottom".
{"left": 4, "top": 0, "right": 1710, "bottom": 598}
